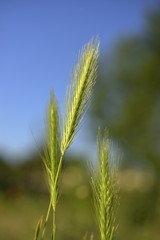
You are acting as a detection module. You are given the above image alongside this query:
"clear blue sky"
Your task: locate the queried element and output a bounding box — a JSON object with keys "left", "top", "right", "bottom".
{"left": 0, "top": 0, "right": 157, "bottom": 159}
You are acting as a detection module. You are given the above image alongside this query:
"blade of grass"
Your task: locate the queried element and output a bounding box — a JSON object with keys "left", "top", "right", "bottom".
{"left": 34, "top": 216, "right": 43, "bottom": 240}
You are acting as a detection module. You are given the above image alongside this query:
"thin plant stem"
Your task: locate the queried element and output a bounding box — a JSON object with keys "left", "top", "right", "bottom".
{"left": 41, "top": 153, "right": 64, "bottom": 240}
{"left": 41, "top": 200, "right": 52, "bottom": 240}
{"left": 53, "top": 153, "right": 64, "bottom": 193}
{"left": 52, "top": 209, "right": 56, "bottom": 240}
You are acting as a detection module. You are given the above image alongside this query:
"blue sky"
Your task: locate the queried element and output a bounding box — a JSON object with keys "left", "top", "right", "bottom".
{"left": 0, "top": 0, "right": 157, "bottom": 159}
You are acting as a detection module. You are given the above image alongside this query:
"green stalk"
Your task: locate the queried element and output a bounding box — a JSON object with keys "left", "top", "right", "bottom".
{"left": 41, "top": 200, "right": 52, "bottom": 240}
{"left": 52, "top": 209, "right": 56, "bottom": 240}
{"left": 41, "top": 152, "right": 64, "bottom": 240}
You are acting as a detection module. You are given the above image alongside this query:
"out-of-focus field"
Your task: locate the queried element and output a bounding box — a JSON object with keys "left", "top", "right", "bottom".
{"left": 0, "top": 157, "right": 160, "bottom": 240}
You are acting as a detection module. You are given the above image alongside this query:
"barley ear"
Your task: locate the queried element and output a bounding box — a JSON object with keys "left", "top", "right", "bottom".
{"left": 61, "top": 39, "right": 99, "bottom": 153}
{"left": 91, "top": 129, "right": 118, "bottom": 240}
{"left": 43, "top": 90, "right": 60, "bottom": 209}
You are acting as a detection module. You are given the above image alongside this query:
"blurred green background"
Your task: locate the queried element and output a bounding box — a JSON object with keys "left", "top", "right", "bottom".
{"left": 1, "top": 2, "right": 160, "bottom": 240}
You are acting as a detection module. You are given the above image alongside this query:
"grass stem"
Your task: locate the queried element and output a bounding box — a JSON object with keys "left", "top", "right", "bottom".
{"left": 41, "top": 200, "right": 52, "bottom": 240}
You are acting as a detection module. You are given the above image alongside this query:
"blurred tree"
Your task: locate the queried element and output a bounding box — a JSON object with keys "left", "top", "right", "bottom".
{"left": 90, "top": 9, "right": 160, "bottom": 220}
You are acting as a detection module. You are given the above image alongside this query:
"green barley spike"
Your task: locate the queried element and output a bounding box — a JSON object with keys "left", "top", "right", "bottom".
{"left": 91, "top": 129, "right": 118, "bottom": 240}
{"left": 43, "top": 91, "right": 60, "bottom": 210}
{"left": 61, "top": 39, "right": 99, "bottom": 153}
